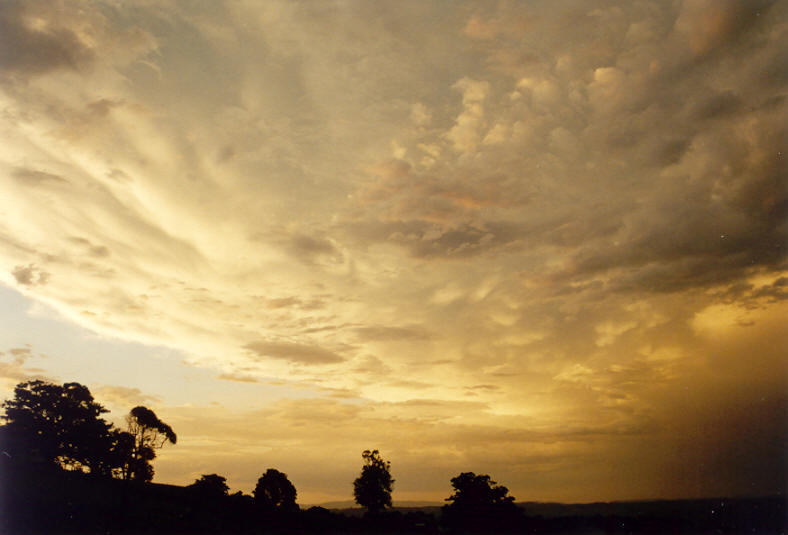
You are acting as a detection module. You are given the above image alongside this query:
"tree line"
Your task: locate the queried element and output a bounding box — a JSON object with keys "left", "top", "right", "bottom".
{"left": 0, "top": 379, "right": 523, "bottom": 532}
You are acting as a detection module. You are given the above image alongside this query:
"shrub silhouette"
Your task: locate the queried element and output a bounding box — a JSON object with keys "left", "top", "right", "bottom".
{"left": 254, "top": 468, "right": 298, "bottom": 511}
{"left": 189, "top": 473, "right": 229, "bottom": 498}
{"left": 442, "top": 472, "right": 523, "bottom": 532}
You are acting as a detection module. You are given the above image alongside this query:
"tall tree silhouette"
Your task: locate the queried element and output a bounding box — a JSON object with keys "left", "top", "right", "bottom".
{"left": 124, "top": 405, "right": 176, "bottom": 481}
{"left": 254, "top": 468, "right": 298, "bottom": 511}
{"left": 0, "top": 380, "right": 114, "bottom": 473}
{"left": 353, "top": 449, "right": 394, "bottom": 514}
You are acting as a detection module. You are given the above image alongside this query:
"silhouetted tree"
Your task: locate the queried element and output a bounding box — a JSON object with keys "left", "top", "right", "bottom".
{"left": 124, "top": 405, "right": 176, "bottom": 481}
{"left": 353, "top": 449, "right": 394, "bottom": 514}
{"left": 254, "top": 468, "right": 298, "bottom": 511}
{"left": 189, "top": 473, "right": 229, "bottom": 498}
{"left": 442, "top": 472, "right": 523, "bottom": 532}
{"left": 0, "top": 380, "right": 114, "bottom": 473}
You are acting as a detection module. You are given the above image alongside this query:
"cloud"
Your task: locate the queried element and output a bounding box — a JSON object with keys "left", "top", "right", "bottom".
{"left": 410, "top": 103, "right": 432, "bottom": 127}
{"left": 352, "top": 355, "right": 392, "bottom": 377}
{"left": 68, "top": 237, "right": 111, "bottom": 258}
{"left": 353, "top": 325, "right": 432, "bottom": 342}
{"left": 12, "top": 264, "right": 50, "bottom": 286}
{"left": 445, "top": 78, "right": 491, "bottom": 154}
{"left": 12, "top": 168, "right": 70, "bottom": 185}
{"left": 8, "top": 347, "right": 33, "bottom": 358}
{"left": 690, "top": 90, "right": 744, "bottom": 120}
{"left": 217, "top": 373, "right": 260, "bottom": 384}
{"left": 465, "top": 384, "right": 499, "bottom": 392}
{"left": 674, "top": 0, "right": 775, "bottom": 57}
{"left": 0, "top": 346, "right": 49, "bottom": 388}
{"left": 0, "top": 1, "right": 94, "bottom": 75}
{"left": 244, "top": 341, "right": 345, "bottom": 365}
{"left": 344, "top": 159, "right": 535, "bottom": 258}
{"left": 94, "top": 385, "right": 161, "bottom": 409}
{"left": 288, "top": 234, "right": 341, "bottom": 261}
{"left": 463, "top": 16, "right": 502, "bottom": 41}
{"left": 749, "top": 277, "right": 788, "bottom": 302}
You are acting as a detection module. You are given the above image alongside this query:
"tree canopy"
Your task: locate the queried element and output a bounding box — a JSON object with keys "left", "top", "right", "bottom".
{"left": 0, "top": 380, "right": 175, "bottom": 483}
{"left": 442, "top": 472, "right": 522, "bottom": 532}
{"left": 0, "top": 380, "right": 115, "bottom": 474}
{"left": 353, "top": 449, "right": 394, "bottom": 514}
{"left": 190, "top": 473, "right": 230, "bottom": 499}
{"left": 125, "top": 405, "right": 176, "bottom": 481}
{"left": 254, "top": 468, "right": 298, "bottom": 511}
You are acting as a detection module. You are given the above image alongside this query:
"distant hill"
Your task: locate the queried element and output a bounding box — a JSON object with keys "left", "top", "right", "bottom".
{"left": 518, "top": 496, "right": 786, "bottom": 519}
{"left": 313, "top": 496, "right": 786, "bottom": 514}
{"left": 313, "top": 496, "right": 786, "bottom": 526}
{"left": 307, "top": 500, "right": 443, "bottom": 509}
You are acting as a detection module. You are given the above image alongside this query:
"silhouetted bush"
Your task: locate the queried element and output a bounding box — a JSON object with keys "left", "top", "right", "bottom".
{"left": 441, "top": 472, "right": 525, "bottom": 532}
{"left": 254, "top": 468, "right": 299, "bottom": 512}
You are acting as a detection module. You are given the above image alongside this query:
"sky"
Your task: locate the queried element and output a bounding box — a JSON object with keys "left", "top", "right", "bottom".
{"left": 0, "top": 0, "right": 786, "bottom": 505}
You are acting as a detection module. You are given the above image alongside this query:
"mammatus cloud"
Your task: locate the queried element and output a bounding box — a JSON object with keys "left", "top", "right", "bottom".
{"left": 0, "top": 0, "right": 785, "bottom": 502}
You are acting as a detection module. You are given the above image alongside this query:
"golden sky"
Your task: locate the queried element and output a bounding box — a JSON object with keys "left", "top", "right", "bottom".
{"left": 0, "top": 0, "right": 785, "bottom": 504}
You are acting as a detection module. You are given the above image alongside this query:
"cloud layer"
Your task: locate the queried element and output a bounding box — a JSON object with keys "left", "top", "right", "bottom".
{"left": 0, "top": 0, "right": 785, "bottom": 502}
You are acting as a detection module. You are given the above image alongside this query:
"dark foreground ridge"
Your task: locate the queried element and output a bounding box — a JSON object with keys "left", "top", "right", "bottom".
{"left": 0, "top": 462, "right": 785, "bottom": 534}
